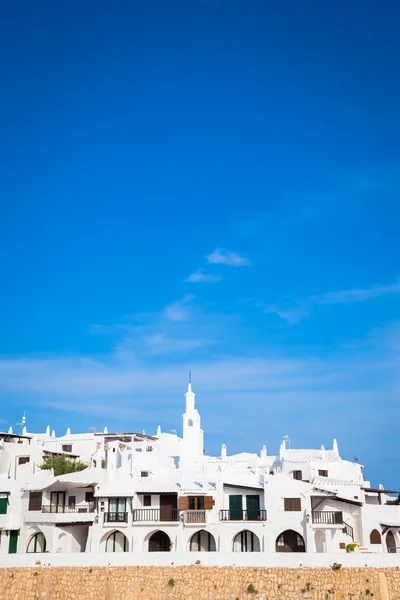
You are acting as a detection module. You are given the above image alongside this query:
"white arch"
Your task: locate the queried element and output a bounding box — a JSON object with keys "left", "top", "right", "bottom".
{"left": 101, "top": 529, "right": 129, "bottom": 552}
{"left": 27, "top": 531, "right": 46, "bottom": 553}
{"left": 189, "top": 530, "right": 216, "bottom": 552}
{"left": 233, "top": 530, "right": 260, "bottom": 552}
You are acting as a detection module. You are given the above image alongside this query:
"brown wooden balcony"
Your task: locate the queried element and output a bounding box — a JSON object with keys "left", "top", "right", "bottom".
{"left": 312, "top": 511, "right": 343, "bottom": 525}
{"left": 133, "top": 508, "right": 180, "bottom": 522}
{"left": 183, "top": 509, "right": 206, "bottom": 524}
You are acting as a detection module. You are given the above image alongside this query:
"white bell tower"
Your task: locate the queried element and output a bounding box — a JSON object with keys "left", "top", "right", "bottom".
{"left": 181, "top": 374, "right": 204, "bottom": 465}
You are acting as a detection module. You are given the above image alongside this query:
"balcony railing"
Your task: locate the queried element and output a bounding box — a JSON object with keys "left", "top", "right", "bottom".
{"left": 183, "top": 510, "right": 206, "bottom": 524}
{"left": 220, "top": 510, "right": 267, "bottom": 521}
{"left": 133, "top": 508, "right": 180, "bottom": 522}
{"left": 41, "top": 503, "right": 95, "bottom": 514}
{"left": 104, "top": 512, "right": 128, "bottom": 523}
{"left": 312, "top": 511, "right": 343, "bottom": 525}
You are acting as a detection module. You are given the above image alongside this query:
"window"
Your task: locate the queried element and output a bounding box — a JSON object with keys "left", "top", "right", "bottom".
{"left": 105, "top": 531, "right": 128, "bottom": 552}
{"left": 188, "top": 419, "right": 193, "bottom": 426}
{"left": 141, "top": 471, "right": 149, "bottom": 478}
{"left": 339, "top": 542, "right": 346, "bottom": 550}
{"left": 27, "top": 532, "right": 46, "bottom": 553}
{"left": 28, "top": 492, "right": 42, "bottom": 511}
{"left": 284, "top": 498, "right": 301, "bottom": 512}
{"left": 108, "top": 497, "right": 126, "bottom": 514}
{"left": 293, "top": 470, "right": 302, "bottom": 480}
{"left": 85, "top": 491, "right": 94, "bottom": 503}
{"left": 68, "top": 496, "right": 76, "bottom": 509}
{"left": 143, "top": 495, "right": 151, "bottom": 507}
{"left": 18, "top": 456, "right": 30, "bottom": 465}
{"left": 189, "top": 496, "right": 205, "bottom": 510}
{"left": 146, "top": 446, "right": 153, "bottom": 452}
{"left": 318, "top": 470, "right": 328, "bottom": 477}
{"left": 62, "top": 444, "right": 72, "bottom": 453}
{"left": 179, "top": 496, "right": 213, "bottom": 510}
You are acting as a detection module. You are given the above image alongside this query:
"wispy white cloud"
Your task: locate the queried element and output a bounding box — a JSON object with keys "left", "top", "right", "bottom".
{"left": 184, "top": 269, "right": 222, "bottom": 283}
{"left": 264, "top": 278, "right": 400, "bottom": 324}
{"left": 163, "top": 295, "right": 194, "bottom": 321}
{"left": 310, "top": 279, "right": 400, "bottom": 305}
{"left": 145, "top": 333, "right": 219, "bottom": 354}
{"left": 206, "top": 248, "right": 250, "bottom": 266}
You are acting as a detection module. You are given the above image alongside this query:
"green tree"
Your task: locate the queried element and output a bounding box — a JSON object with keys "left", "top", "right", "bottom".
{"left": 40, "top": 455, "right": 87, "bottom": 476}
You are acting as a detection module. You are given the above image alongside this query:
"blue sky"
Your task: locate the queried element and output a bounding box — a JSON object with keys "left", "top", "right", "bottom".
{"left": 0, "top": 0, "right": 399, "bottom": 487}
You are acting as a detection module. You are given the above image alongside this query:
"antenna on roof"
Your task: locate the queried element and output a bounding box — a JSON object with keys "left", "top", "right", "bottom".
{"left": 189, "top": 370, "right": 192, "bottom": 384}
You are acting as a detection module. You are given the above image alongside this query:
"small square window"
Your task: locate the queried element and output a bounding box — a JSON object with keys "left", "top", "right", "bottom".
{"left": 318, "top": 470, "right": 328, "bottom": 477}
{"left": 62, "top": 444, "right": 72, "bottom": 453}
{"left": 143, "top": 495, "right": 151, "bottom": 507}
{"left": 141, "top": 471, "right": 149, "bottom": 478}
{"left": 18, "top": 456, "right": 30, "bottom": 465}
{"left": 85, "top": 491, "right": 94, "bottom": 503}
{"left": 284, "top": 498, "right": 301, "bottom": 511}
{"left": 293, "top": 470, "right": 302, "bottom": 480}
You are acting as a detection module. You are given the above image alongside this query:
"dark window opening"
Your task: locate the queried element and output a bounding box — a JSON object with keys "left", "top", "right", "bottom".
{"left": 28, "top": 492, "right": 42, "bottom": 511}
{"left": 188, "top": 496, "right": 205, "bottom": 510}
{"left": 293, "top": 470, "right": 302, "bottom": 480}
{"left": 143, "top": 495, "right": 151, "bottom": 507}
{"left": 284, "top": 498, "right": 301, "bottom": 512}
{"left": 62, "top": 444, "right": 72, "bottom": 453}
{"left": 318, "top": 470, "right": 328, "bottom": 477}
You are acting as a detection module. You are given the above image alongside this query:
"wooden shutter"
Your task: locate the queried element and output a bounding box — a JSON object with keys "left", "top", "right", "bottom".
{"left": 284, "top": 498, "right": 301, "bottom": 512}
{"left": 178, "top": 496, "right": 189, "bottom": 510}
{"left": 0, "top": 497, "right": 7, "bottom": 514}
{"left": 204, "top": 496, "right": 213, "bottom": 510}
{"left": 28, "top": 492, "right": 42, "bottom": 511}
{"left": 293, "top": 470, "right": 302, "bottom": 480}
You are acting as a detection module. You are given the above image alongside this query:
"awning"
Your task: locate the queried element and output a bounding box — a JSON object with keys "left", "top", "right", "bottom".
{"left": 224, "top": 483, "right": 264, "bottom": 492}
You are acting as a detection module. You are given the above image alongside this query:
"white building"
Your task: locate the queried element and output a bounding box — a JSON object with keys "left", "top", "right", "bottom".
{"left": 0, "top": 382, "right": 399, "bottom": 557}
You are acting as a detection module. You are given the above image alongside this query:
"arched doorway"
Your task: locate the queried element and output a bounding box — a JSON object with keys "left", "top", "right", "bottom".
{"left": 386, "top": 530, "right": 397, "bottom": 553}
{"left": 276, "top": 530, "right": 305, "bottom": 552}
{"left": 314, "top": 530, "right": 325, "bottom": 553}
{"left": 233, "top": 530, "right": 260, "bottom": 552}
{"left": 190, "top": 530, "right": 216, "bottom": 552}
{"left": 105, "top": 530, "right": 128, "bottom": 552}
{"left": 148, "top": 530, "right": 171, "bottom": 552}
{"left": 27, "top": 532, "right": 46, "bottom": 553}
{"left": 370, "top": 529, "right": 382, "bottom": 545}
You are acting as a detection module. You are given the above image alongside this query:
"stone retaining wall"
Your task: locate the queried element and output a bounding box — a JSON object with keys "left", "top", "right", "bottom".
{"left": 0, "top": 566, "right": 399, "bottom": 599}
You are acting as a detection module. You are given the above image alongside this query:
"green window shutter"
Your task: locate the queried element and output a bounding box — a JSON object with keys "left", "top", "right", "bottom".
{"left": 229, "top": 495, "right": 243, "bottom": 520}
{"left": 0, "top": 497, "right": 8, "bottom": 514}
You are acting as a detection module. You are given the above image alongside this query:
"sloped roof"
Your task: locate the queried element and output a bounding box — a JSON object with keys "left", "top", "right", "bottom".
{"left": 282, "top": 449, "right": 341, "bottom": 464}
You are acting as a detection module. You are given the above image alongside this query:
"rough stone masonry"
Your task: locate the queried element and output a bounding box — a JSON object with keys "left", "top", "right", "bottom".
{"left": 0, "top": 566, "right": 399, "bottom": 600}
